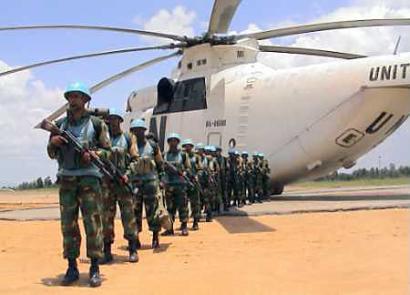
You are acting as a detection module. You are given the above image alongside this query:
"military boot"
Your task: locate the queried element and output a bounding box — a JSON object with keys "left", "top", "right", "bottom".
{"left": 181, "top": 222, "right": 189, "bottom": 236}
{"left": 100, "top": 242, "right": 113, "bottom": 264}
{"left": 161, "top": 224, "right": 174, "bottom": 236}
{"left": 61, "top": 258, "right": 79, "bottom": 286}
{"left": 192, "top": 219, "right": 199, "bottom": 231}
{"left": 206, "top": 210, "right": 213, "bottom": 222}
{"left": 128, "top": 240, "right": 139, "bottom": 263}
{"left": 152, "top": 231, "right": 160, "bottom": 249}
{"left": 89, "top": 258, "right": 102, "bottom": 288}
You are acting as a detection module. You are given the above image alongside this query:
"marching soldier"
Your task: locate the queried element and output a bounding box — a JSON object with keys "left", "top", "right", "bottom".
{"left": 227, "top": 149, "right": 238, "bottom": 207}
{"left": 196, "top": 143, "right": 213, "bottom": 222}
{"left": 128, "top": 119, "right": 163, "bottom": 249}
{"left": 182, "top": 139, "right": 202, "bottom": 230}
{"left": 101, "top": 109, "right": 139, "bottom": 264}
{"left": 47, "top": 82, "right": 110, "bottom": 287}
{"left": 241, "top": 151, "right": 254, "bottom": 204}
{"left": 259, "top": 153, "right": 271, "bottom": 199}
{"left": 252, "top": 152, "right": 263, "bottom": 203}
{"left": 235, "top": 151, "right": 245, "bottom": 207}
{"left": 215, "top": 146, "right": 229, "bottom": 211}
{"left": 162, "top": 133, "right": 192, "bottom": 236}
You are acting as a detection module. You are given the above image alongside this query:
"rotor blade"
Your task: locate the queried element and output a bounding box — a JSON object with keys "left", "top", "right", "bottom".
{"left": 0, "top": 44, "right": 184, "bottom": 77}
{"left": 208, "top": 0, "right": 242, "bottom": 35}
{"left": 0, "top": 25, "right": 186, "bottom": 42}
{"left": 34, "top": 51, "right": 180, "bottom": 128}
{"left": 259, "top": 45, "right": 366, "bottom": 59}
{"left": 237, "top": 18, "right": 410, "bottom": 40}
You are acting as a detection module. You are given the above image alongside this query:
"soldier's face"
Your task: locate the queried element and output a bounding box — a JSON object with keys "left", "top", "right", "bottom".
{"left": 185, "top": 145, "right": 193, "bottom": 153}
{"left": 67, "top": 92, "right": 87, "bottom": 111}
{"left": 168, "top": 138, "right": 179, "bottom": 149}
{"left": 132, "top": 127, "right": 145, "bottom": 138}
{"left": 108, "top": 117, "right": 121, "bottom": 131}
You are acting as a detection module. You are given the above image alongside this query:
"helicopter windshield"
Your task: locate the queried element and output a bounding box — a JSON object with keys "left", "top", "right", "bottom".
{"left": 154, "top": 77, "right": 207, "bottom": 115}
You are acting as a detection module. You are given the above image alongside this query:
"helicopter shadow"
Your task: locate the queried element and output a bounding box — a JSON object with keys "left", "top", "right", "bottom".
{"left": 215, "top": 214, "right": 275, "bottom": 234}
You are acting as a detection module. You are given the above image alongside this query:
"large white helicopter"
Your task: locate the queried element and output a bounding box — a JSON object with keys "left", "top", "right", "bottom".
{"left": 1, "top": 0, "right": 410, "bottom": 194}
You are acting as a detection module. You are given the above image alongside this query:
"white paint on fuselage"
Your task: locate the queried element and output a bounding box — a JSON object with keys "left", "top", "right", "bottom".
{"left": 125, "top": 42, "right": 410, "bottom": 185}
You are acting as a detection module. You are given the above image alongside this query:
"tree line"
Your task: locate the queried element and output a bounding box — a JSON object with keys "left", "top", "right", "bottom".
{"left": 12, "top": 176, "right": 56, "bottom": 190}
{"left": 317, "top": 164, "right": 410, "bottom": 181}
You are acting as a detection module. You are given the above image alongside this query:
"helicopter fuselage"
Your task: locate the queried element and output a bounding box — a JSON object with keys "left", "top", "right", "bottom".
{"left": 125, "top": 40, "right": 410, "bottom": 189}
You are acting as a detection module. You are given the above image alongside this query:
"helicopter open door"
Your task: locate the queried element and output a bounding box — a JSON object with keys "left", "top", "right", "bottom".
{"left": 153, "top": 77, "right": 207, "bottom": 115}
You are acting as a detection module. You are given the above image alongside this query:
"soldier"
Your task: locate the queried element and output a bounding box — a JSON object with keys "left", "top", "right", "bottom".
{"left": 128, "top": 119, "right": 163, "bottom": 249}
{"left": 215, "top": 146, "right": 229, "bottom": 211}
{"left": 47, "top": 82, "right": 110, "bottom": 287}
{"left": 235, "top": 150, "right": 246, "bottom": 207}
{"left": 227, "top": 149, "right": 238, "bottom": 207}
{"left": 252, "top": 152, "right": 263, "bottom": 203}
{"left": 101, "top": 109, "right": 139, "bottom": 264}
{"left": 241, "top": 151, "right": 254, "bottom": 204}
{"left": 259, "top": 153, "right": 271, "bottom": 199}
{"left": 182, "top": 139, "right": 202, "bottom": 230}
{"left": 162, "top": 133, "right": 191, "bottom": 236}
{"left": 207, "top": 146, "right": 221, "bottom": 214}
{"left": 196, "top": 143, "right": 213, "bottom": 221}
{"left": 202, "top": 146, "right": 219, "bottom": 217}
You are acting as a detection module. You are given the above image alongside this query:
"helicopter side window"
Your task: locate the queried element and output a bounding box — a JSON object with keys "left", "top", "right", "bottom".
{"left": 154, "top": 77, "right": 207, "bottom": 115}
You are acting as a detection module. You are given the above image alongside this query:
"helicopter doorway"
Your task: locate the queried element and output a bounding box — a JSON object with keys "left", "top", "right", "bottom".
{"left": 207, "top": 132, "right": 222, "bottom": 147}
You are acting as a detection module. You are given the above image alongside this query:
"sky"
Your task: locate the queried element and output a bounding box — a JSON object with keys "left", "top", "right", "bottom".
{"left": 0, "top": 0, "right": 410, "bottom": 186}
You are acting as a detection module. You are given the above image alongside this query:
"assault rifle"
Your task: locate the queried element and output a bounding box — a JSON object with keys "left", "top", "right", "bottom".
{"left": 40, "top": 119, "right": 132, "bottom": 194}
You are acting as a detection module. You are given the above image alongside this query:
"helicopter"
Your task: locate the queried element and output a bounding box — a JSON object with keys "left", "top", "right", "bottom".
{"left": 1, "top": 0, "right": 410, "bottom": 195}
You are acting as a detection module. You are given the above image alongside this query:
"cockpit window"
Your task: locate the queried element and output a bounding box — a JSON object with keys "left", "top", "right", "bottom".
{"left": 153, "top": 77, "right": 207, "bottom": 115}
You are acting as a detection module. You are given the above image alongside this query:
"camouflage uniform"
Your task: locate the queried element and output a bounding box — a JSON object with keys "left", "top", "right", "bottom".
{"left": 199, "top": 153, "right": 218, "bottom": 220}
{"left": 227, "top": 153, "right": 243, "bottom": 207}
{"left": 242, "top": 156, "right": 254, "bottom": 203}
{"left": 128, "top": 139, "right": 163, "bottom": 233}
{"left": 186, "top": 151, "right": 203, "bottom": 223}
{"left": 47, "top": 113, "right": 110, "bottom": 260}
{"left": 215, "top": 154, "right": 228, "bottom": 210}
{"left": 101, "top": 131, "right": 138, "bottom": 245}
{"left": 252, "top": 156, "right": 263, "bottom": 202}
{"left": 261, "top": 158, "right": 271, "bottom": 199}
{"left": 164, "top": 149, "right": 191, "bottom": 224}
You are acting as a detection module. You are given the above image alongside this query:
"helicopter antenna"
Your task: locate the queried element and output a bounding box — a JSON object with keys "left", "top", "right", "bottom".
{"left": 393, "top": 35, "right": 402, "bottom": 55}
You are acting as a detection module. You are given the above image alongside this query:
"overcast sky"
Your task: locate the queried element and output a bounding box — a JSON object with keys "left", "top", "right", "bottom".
{"left": 0, "top": 0, "right": 409, "bottom": 186}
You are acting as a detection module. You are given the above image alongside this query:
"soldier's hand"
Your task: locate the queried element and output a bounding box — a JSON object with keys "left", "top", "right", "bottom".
{"left": 50, "top": 135, "right": 68, "bottom": 147}
{"left": 121, "top": 175, "right": 129, "bottom": 184}
{"left": 81, "top": 151, "right": 92, "bottom": 165}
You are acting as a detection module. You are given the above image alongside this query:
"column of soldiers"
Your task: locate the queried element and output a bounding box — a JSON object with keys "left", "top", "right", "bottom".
{"left": 46, "top": 82, "right": 271, "bottom": 288}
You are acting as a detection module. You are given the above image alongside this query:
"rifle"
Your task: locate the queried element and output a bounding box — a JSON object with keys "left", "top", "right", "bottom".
{"left": 40, "top": 119, "right": 132, "bottom": 194}
{"left": 163, "top": 161, "right": 195, "bottom": 188}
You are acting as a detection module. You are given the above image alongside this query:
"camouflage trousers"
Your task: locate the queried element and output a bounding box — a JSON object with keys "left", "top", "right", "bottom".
{"left": 200, "top": 182, "right": 214, "bottom": 218}
{"left": 101, "top": 180, "right": 138, "bottom": 244}
{"left": 253, "top": 175, "right": 263, "bottom": 201}
{"left": 262, "top": 175, "right": 270, "bottom": 198}
{"left": 187, "top": 185, "right": 201, "bottom": 221}
{"left": 227, "top": 177, "right": 242, "bottom": 204}
{"left": 165, "top": 184, "right": 188, "bottom": 223}
{"left": 243, "top": 174, "right": 254, "bottom": 202}
{"left": 59, "top": 176, "right": 103, "bottom": 259}
{"left": 134, "top": 179, "right": 161, "bottom": 233}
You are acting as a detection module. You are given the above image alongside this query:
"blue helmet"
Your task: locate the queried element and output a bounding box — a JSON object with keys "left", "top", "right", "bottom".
{"left": 167, "top": 133, "right": 181, "bottom": 142}
{"left": 108, "top": 108, "right": 124, "bottom": 122}
{"left": 228, "top": 148, "right": 236, "bottom": 155}
{"left": 258, "top": 153, "right": 265, "bottom": 158}
{"left": 208, "top": 145, "right": 216, "bottom": 152}
{"left": 181, "top": 138, "right": 194, "bottom": 147}
{"left": 253, "top": 151, "right": 259, "bottom": 157}
{"left": 64, "top": 82, "right": 91, "bottom": 101}
{"left": 130, "top": 118, "right": 146, "bottom": 130}
{"left": 242, "top": 151, "right": 249, "bottom": 156}
{"left": 196, "top": 143, "right": 205, "bottom": 150}
{"left": 215, "top": 145, "right": 222, "bottom": 151}
{"left": 234, "top": 150, "right": 240, "bottom": 156}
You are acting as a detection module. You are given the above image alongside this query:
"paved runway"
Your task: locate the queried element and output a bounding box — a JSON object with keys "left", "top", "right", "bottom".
{"left": 0, "top": 185, "right": 409, "bottom": 221}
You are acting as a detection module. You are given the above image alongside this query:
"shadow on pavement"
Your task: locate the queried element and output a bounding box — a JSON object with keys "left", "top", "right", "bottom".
{"left": 40, "top": 273, "right": 106, "bottom": 288}
{"left": 215, "top": 216, "right": 275, "bottom": 234}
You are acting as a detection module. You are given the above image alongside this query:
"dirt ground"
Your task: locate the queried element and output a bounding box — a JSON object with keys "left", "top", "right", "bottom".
{"left": 0, "top": 189, "right": 58, "bottom": 211}
{"left": 0, "top": 209, "right": 408, "bottom": 295}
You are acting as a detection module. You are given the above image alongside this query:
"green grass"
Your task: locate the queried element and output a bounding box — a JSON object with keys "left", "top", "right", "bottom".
{"left": 294, "top": 177, "right": 410, "bottom": 189}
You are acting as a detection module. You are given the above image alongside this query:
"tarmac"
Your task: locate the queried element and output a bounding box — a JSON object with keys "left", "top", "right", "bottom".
{"left": 0, "top": 185, "right": 409, "bottom": 221}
